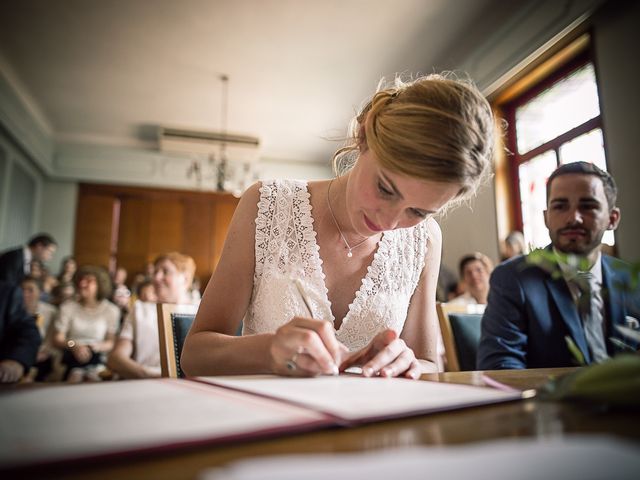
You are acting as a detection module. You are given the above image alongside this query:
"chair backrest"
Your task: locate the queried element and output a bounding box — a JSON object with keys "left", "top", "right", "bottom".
{"left": 157, "top": 303, "right": 196, "bottom": 378}
{"left": 436, "top": 302, "right": 485, "bottom": 372}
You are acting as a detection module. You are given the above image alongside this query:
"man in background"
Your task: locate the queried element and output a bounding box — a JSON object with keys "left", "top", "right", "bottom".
{"left": 0, "top": 233, "right": 57, "bottom": 286}
{"left": 478, "top": 161, "right": 639, "bottom": 369}
{"left": 0, "top": 282, "right": 41, "bottom": 382}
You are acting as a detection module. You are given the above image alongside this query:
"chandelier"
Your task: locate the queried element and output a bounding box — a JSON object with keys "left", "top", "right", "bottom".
{"left": 160, "top": 74, "right": 260, "bottom": 196}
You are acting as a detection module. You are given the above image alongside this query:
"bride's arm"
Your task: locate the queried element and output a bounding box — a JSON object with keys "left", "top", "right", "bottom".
{"left": 400, "top": 217, "right": 442, "bottom": 373}
{"left": 181, "top": 182, "right": 274, "bottom": 376}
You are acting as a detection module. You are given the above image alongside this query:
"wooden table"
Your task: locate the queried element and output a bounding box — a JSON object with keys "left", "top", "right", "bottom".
{"left": 15, "top": 368, "right": 640, "bottom": 479}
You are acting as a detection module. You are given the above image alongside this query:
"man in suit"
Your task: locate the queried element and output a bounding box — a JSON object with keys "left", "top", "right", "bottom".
{"left": 0, "top": 282, "right": 41, "bottom": 382}
{"left": 0, "top": 233, "right": 57, "bottom": 286}
{"left": 478, "top": 162, "right": 639, "bottom": 369}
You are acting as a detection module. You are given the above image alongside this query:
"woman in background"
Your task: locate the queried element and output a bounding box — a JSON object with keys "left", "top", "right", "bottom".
{"left": 57, "top": 256, "right": 77, "bottom": 284}
{"left": 107, "top": 252, "right": 197, "bottom": 379}
{"left": 52, "top": 266, "right": 119, "bottom": 382}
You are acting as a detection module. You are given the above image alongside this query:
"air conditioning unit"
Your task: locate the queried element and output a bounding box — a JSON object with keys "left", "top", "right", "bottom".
{"left": 158, "top": 126, "right": 260, "bottom": 163}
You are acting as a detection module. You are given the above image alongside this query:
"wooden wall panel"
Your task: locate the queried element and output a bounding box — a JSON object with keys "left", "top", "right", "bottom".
{"left": 74, "top": 184, "right": 239, "bottom": 290}
{"left": 74, "top": 193, "right": 116, "bottom": 270}
{"left": 117, "top": 197, "right": 151, "bottom": 276}
{"left": 148, "top": 200, "right": 184, "bottom": 259}
{"left": 182, "top": 200, "right": 213, "bottom": 284}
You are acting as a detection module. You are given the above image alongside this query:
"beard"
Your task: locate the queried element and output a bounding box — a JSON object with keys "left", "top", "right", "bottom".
{"left": 551, "top": 227, "right": 604, "bottom": 255}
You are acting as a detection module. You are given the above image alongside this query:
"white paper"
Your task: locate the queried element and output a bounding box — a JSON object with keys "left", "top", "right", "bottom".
{"left": 201, "top": 436, "right": 640, "bottom": 480}
{"left": 0, "top": 378, "right": 327, "bottom": 469}
{"left": 197, "top": 375, "right": 521, "bottom": 421}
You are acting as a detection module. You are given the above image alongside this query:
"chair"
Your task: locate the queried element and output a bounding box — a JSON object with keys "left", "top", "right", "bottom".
{"left": 157, "top": 303, "right": 196, "bottom": 378}
{"left": 436, "top": 302, "right": 485, "bottom": 372}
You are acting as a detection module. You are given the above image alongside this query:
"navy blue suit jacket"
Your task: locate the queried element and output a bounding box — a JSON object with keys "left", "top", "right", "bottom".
{"left": 0, "top": 282, "right": 41, "bottom": 369}
{"left": 0, "top": 247, "right": 26, "bottom": 285}
{"left": 477, "top": 250, "right": 640, "bottom": 369}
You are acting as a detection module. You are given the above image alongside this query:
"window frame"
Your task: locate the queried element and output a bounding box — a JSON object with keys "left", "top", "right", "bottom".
{"left": 498, "top": 47, "right": 606, "bottom": 236}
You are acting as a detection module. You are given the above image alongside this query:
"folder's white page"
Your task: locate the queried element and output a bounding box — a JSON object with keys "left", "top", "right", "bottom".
{"left": 0, "top": 378, "right": 328, "bottom": 469}
{"left": 197, "top": 375, "right": 522, "bottom": 422}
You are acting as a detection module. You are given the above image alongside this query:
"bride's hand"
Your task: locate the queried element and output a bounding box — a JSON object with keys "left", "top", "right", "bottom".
{"left": 340, "top": 329, "right": 422, "bottom": 380}
{"left": 269, "top": 317, "right": 349, "bottom": 377}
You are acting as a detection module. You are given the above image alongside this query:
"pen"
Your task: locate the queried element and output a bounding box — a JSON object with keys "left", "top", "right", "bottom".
{"left": 480, "top": 374, "right": 536, "bottom": 399}
{"left": 480, "top": 374, "right": 520, "bottom": 392}
{"left": 292, "top": 277, "right": 339, "bottom": 376}
{"left": 293, "top": 278, "right": 314, "bottom": 318}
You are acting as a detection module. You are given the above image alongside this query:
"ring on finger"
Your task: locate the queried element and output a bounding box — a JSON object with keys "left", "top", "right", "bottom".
{"left": 285, "top": 359, "right": 297, "bottom": 371}
{"left": 286, "top": 346, "right": 306, "bottom": 371}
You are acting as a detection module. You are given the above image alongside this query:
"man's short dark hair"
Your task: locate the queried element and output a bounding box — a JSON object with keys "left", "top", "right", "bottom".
{"left": 546, "top": 161, "right": 617, "bottom": 209}
{"left": 21, "top": 275, "right": 43, "bottom": 291}
{"left": 27, "top": 233, "right": 57, "bottom": 248}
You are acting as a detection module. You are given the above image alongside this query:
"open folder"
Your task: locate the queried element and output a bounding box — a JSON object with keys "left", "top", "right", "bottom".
{"left": 0, "top": 375, "right": 524, "bottom": 471}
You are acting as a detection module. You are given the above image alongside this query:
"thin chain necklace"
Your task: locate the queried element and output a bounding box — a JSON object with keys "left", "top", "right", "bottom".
{"left": 327, "top": 179, "right": 369, "bottom": 258}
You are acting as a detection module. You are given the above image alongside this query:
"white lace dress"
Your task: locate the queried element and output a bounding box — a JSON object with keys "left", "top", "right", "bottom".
{"left": 243, "top": 179, "right": 428, "bottom": 351}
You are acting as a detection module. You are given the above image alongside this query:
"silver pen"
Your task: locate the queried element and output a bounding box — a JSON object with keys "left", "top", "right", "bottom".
{"left": 293, "top": 278, "right": 314, "bottom": 318}
{"left": 292, "top": 277, "right": 339, "bottom": 375}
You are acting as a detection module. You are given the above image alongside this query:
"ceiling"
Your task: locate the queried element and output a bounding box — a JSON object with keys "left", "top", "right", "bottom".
{"left": 0, "top": 0, "right": 513, "bottom": 165}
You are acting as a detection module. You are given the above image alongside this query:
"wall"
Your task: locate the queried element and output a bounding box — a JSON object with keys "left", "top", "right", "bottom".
{"left": 0, "top": 128, "right": 43, "bottom": 254}
{"left": 259, "top": 157, "right": 331, "bottom": 182}
{"left": 437, "top": 182, "right": 499, "bottom": 274}
{"left": 592, "top": 0, "right": 640, "bottom": 262}
{"left": 37, "top": 179, "right": 78, "bottom": 273}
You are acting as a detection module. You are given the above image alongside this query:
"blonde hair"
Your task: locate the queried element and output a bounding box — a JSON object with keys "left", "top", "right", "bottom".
{"left": 333, "top": 73, "right": 494, "bottom": 203}
{"left": 154, "top": 252, "right": 196, "bottom": 287}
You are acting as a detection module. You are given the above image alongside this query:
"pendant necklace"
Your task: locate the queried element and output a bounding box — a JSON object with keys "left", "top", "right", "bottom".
{"left": 327, "top": 179, "right": 369, "bottom": 258}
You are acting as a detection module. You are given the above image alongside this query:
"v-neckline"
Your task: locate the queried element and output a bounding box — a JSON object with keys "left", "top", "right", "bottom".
{"left": 302, "top": 181, "right": 386, "bottom": 332}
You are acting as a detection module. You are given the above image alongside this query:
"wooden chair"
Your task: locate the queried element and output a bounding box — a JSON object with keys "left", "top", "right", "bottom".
{"left": 436, "top": 302, "right": 486, "bottom": 372}
{"left": 157, "top": 303, "right": 197, "bottom": 378}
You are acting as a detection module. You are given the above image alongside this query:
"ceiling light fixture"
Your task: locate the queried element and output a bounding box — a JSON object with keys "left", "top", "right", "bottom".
{"left": 159, "top": 74, "right": 260, "bottom": 195}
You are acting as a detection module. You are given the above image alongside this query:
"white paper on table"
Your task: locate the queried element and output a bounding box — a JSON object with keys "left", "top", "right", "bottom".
{"left": 0, "top": 378, "right": 329, "bottom": 469}
{"left": 196, "top": 375, "right": 523, "bottom": 422}
{"left": 201, "top": 436, "right": 640, "bottom": 480}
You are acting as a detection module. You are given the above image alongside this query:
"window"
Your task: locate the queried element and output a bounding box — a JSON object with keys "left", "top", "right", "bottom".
{"left": 497, "top": 41, "right": 612, "bottom": 250}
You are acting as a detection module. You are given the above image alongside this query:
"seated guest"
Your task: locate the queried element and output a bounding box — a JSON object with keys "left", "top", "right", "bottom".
{"left": 0, "top": 282, "right": 41, "bottom": 383}
{"left": 436, "top": 263, "right": 457, "bottom": 303}
{"left": 50, "top": 281, "right": 76, "bottom": 306}
{"left": 52, "top": 266, "right": 120, "bottom": 382}
{"left": 449, "top": 252, "right": 493, "bottom": 307}
{"left": 40, "top": 271, "right": 59, "bottom": 303}
{"left": 500, "top": 230, "right": 526, "bottom": 261}
{"left": 21, "top": 276, "right": 58, "bottom": 381}
{"left": 28, "top": 259, "right": 45, "bottom": 281}
{"left": 107, "top": 252, "right": 197, "bottom": 379}
{"left": 57, "top": 256, "right": 77, "bottom": 284}
{"left": 111, "top": 266, "right": 131, "bottom": 317}
{"left": 0, "top": 233, "right": 57, "bottom": 285}
{"left": 136, "top": 279, "right": 157, "bottom": 303}
{"left": 478, "top": 162, "right": 639, "bottom": 369}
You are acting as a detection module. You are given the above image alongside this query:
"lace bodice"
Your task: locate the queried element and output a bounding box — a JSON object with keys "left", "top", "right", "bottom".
{"left": 244, "top": 179, "right": 428, "bottom": 351}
